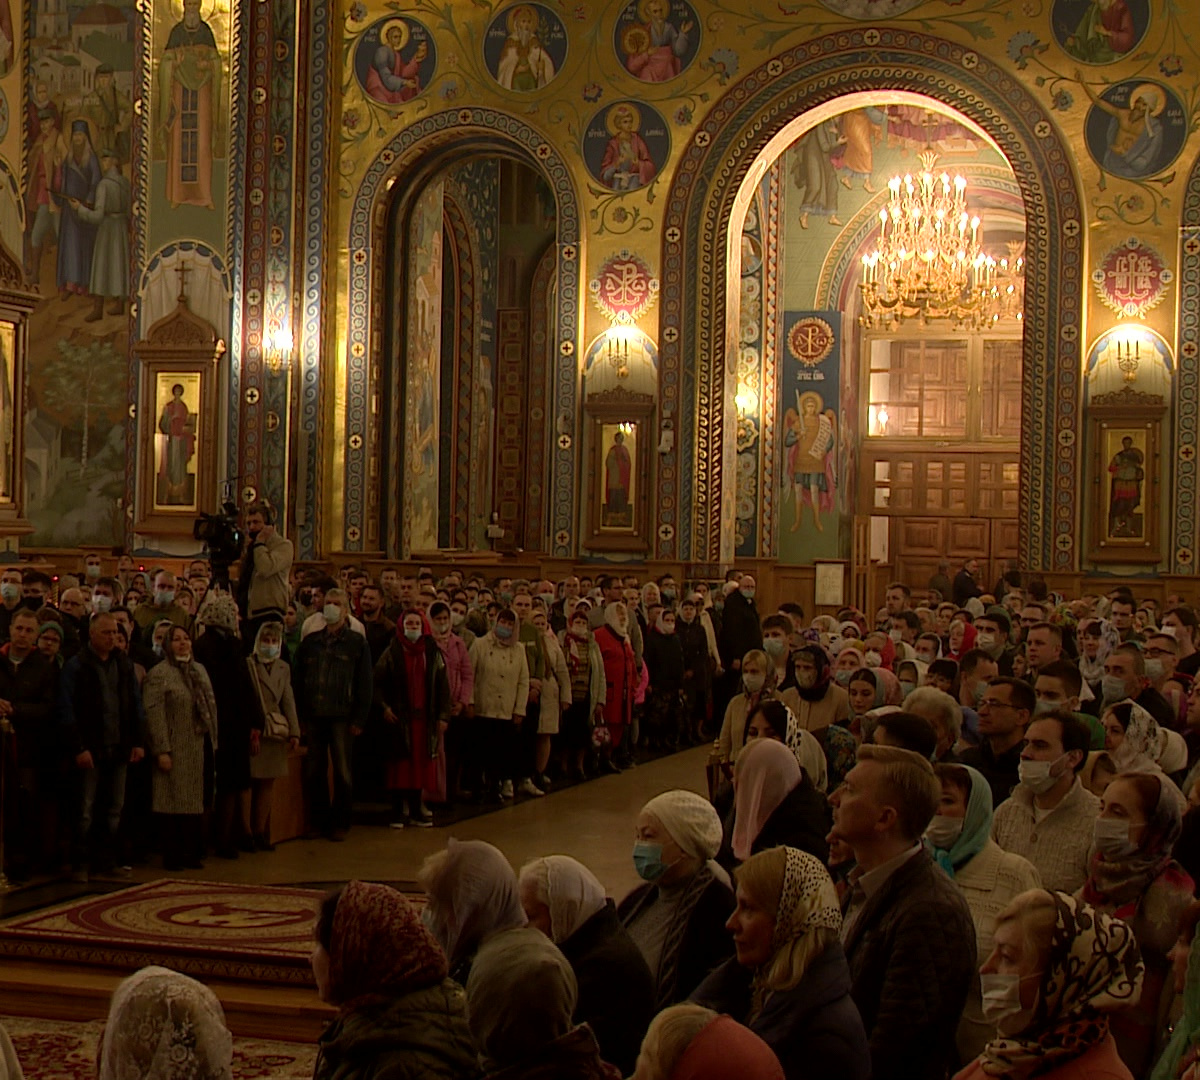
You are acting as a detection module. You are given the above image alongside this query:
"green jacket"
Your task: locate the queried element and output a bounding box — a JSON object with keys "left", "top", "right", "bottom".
{"left": 314, "top": 980, "right": 480, "bottom": 1080}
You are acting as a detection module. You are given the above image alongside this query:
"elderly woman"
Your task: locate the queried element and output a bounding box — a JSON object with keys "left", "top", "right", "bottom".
{"left": 192, "top": 592, "right": 259, "bottom": 860}
{"left": 788, "top": 645, "right": 850, "bottom": 733}
{"left": 311, "top": 881, "right": 476, "bottom": 1080}
{"left": 519, "top": 855, "right": 655, "bottom": 1074}
{"left": 1079, "top": 770, "right": 1194, "bottom": 1074}
{"left": 631, "top": 1004, "right": 784, "bottom": 1080}
{"left": 244, "top": 621, "right": 299, "bottom": 850}
{"left": 954, "top": 891, "right": 1142, "bottom": 1080}
{"left": 720, "top": 737, "right": 829, "bottom": 871}
{"left": 716, "top": 650, "right": 801, "bottom": 764}
{"left": 143, "top": 624, "right": 218, "bottom": 872}
{"left": 927, "top": 764, "right": 1042, "bottom": 1061}
{"left": 593, "top": 601, "right": 637, "bottom": 773}
{"left": 692, "top": 847, "right": 869, "bottom": 1080}
{"left": 467, "top": 927, "right": 621, "bottom": 1080}
{"left": 418, "top": 838, "right": 527, "bottom": 984}
{"left": 619, "top": 790, "right": 735, "bottom": 1007}
{"left": 559, "top": 605, "right": 606, "bottom": 782}
{"left": 374, "top": 610, "right": 451, "bottom": 828}
{"left": 97, "top": 966, "right": 232, "bottom": 1080}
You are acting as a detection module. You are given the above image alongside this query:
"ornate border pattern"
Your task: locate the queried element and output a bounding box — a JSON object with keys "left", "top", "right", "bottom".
{"left": 762, "top": 165, "right": 781, "bottom": 555}
{"left": 443, "top": 193, "right": 477, "bottom": 552}
{"left": 347, "top": 110, "right": 581, "bottom": 555}
{"left": 658, "top": 31, "right": 1084, "bottom": 571}
{"left": 527, "top": 243, "right": 557, "bottom": 552}
{"left": 1177, "top": 161, "right": 1200, "bottom": 573}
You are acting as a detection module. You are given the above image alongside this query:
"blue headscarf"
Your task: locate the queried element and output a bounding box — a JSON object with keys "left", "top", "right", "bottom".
{"left": 930, "top": 763, "right": 993, "bottom": 878}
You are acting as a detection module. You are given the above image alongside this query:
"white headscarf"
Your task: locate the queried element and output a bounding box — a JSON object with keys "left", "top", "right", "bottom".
{"left": 604, "top": 601, "right": 629, "bottom": 637}
{"left": 519, "top": 855, "right": 607, "bottom": 944}
{"left": 641, "top": 790, "right": 723, "bottom": 861}
{"left": 98, "top": 966, "right": 232, "bottom": 1080}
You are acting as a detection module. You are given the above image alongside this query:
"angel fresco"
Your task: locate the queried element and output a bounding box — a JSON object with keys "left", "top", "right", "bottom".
{"left": 784, "top": 392, "right": 837, "bottom": 533}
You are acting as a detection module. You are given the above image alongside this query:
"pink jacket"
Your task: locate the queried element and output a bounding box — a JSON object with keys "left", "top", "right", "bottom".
{"left": 953, "top": 1033, "right": 1132, "bottom": 1080}
{"left": 435, "top": 632, "right": 474, "bottom": 709}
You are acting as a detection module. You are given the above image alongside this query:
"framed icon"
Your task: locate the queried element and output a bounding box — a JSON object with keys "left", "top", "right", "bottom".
{"left": 585, "top": 387, "right": 653, "bottom": 552}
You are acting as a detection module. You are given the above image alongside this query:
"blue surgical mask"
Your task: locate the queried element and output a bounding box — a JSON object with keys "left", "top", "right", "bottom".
{"left": 632, "top": 841, "right": 669, "bottom": 882}
{"left": 0, "top": 583, "right": 19, "bottom": 603}
{"left": 763, "top": 638, "right": 786, "bottom": 659}
{"left": 495, "top": 624, "right": 513, "bottom": 640}
{"left": 404, "top": 626, "right": 422, "bottom": 642}
{"left": 258, "top": 643, "right": 281, "bottom": 661}
{"left": 92, "top": 594, "right": 113, "bottom": 613}
{"left": 900, "top": 680, "right": 916, "bottom": 698}
{"left": 85, "top": 564, "right": 101, "bottom": 580}
{"left": 152, "top": 642, "right": 164, "bottom": 658}
{"left": 834, "top": 669, "right": 852, "bottom": 686}
{"left": 323, "top": 603, "right": 342, "bottom": 625}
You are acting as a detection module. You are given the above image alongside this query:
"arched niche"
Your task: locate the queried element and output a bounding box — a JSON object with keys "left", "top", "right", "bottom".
{"left": 657, "top": 29, "right": 1085, "bottom": 573}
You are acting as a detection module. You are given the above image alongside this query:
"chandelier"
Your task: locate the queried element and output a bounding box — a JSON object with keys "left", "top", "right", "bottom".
{"left": 858, "top": 151, "right": 1024, "bottom": 331}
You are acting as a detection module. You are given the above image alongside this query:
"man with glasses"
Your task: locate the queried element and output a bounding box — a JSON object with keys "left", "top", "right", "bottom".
{"left": 958, "top": 676, "right": 1034, "bottom": 807}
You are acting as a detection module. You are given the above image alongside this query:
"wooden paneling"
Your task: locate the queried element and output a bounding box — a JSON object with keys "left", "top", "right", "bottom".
{"left": 898, "top": 518, "right": 944, "bottom": 555}
{"left": 947, "top": 518, "right": 990, "bottom": 553}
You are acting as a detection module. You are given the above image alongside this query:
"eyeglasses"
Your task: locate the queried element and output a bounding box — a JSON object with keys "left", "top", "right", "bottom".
{"left": 978, "top": 697, "right": 1017, "bottom": 710}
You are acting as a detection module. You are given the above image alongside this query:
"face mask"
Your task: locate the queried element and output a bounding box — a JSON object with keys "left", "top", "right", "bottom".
{"left": 796, "top": 669, "right": 817, "bottom": 690}
{"left": 1094, "top": 816, "right": 1138, "bottom": 859}
{"left": 322, "top": 604, "right": 342, "bottom": 625}
{"left": 924, "top": 814, "right": 964, "bottom": 850}
{"left": 432, "top": 620, "right": 450, "bottom": 636}
{"left": 495, "top": 624, "right": 513, "bottom": 640}
{"left": 661, "top": 588, "right": 676, "bottom": 603}
{"left": 1102, "top": 675, "right": 1130, "bottom": 702}
{"left": 1018, "top": 756, "right": 1066, "bottom": 795}
{"left": 714, "top": 599, "right": 724, "bottom": 612}
{"left": 743, "top": 672, "right": 766, "bottom": 693}
{"left": 763, "top": 638, "right": 786, "bottom": 659}
{"left": 1033, "top": 699, "right": 1061, "bottom": 718}
{"left": 571, "top": 623, "right": 589, "bottom": 638}
{"left": 864, "top": 650, "right": 882, "bottom": 668}
{"left": 660, "top": 622, "right": 675, "bottom": 635}
{"left": 85, "top": 565, "right": 100, "bottom": 580}
{"left": 834, "top": 669, "right": 852, "bottom": 686}
{"left": 258, "top": 643, "right": 281, "bottom": 661}
{"left": 980, "top": 973, "right": 1031, "bottom": 1033}
{"left": 451, "top": 611, "right": 465, "bottom": 627}
{"left": 900, "top": 679, "right": 916, "bottom": 698}
{"left": 499, "top": 591, "right": 513, "bottom": 605}
{"left": 916, "top": 650, "right": 936, "bottom": 664}
{"left": 740, "top": 588, "right": 755, "bottom": 600}
{"left": 975, "top": 632, "right": 995, "bottom": 650}
{"left": 404, "top": 626, "right": 422, "bottom": 642}
{"left": 632, "top": 841, "right": 670, "bottom": 883}
{"left": 0, "top": 583, "right": 18, "bottom": 604}
{"left": 537, "top": 594, "right": 555, "bottom": 607}
{"left": 889, "top": 628, "right": 903, "bottom": 644}
{"left": 152, "top": 642, "right": 164, "bottom": 658}
{"left": 92, "top": 594, "right": 113, "bottom": 613}
{"left": 1145, "top": 658, "right": 1164, "bottom": 682}
{"left": 155, "top": 589, "right": 175, "bottom": 607}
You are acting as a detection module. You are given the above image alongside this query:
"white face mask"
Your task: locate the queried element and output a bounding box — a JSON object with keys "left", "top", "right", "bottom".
{"left": 1145, "top": 658, "right": 1165, "bottom": 682}
{"left": 323, "top": 604, "right": 342, "bottom": 625}
{"left": 980, "top": 973, "right": 1033, "bottom": 1034}
{"left": 889, "top": 629, "right": 903, "bottom": 643}
{"left": 1101, "top": 675, "right": 1131, "bottom": 703}
{"left": 1018, "top": 756, "right": 1066, "bottom": 795}
{"left": 916, "top": 650, "right": 936, "bottom": 664}
{"left": 743, "top": 672, "right": 766, "bottom": 693}
{"left": 975, "top": 632, "right": 995, "bottom": 650}
{"left": 1093, "top": 816, "right": 1138, "bottom": 860}
{"left": 864, "top": 650, "right": 882, "bottom": 668}
{"left": 924, "top": 814, "right": 964, "bottom": 850}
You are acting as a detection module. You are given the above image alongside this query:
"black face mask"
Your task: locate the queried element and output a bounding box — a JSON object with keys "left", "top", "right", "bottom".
{"left": 21, "top": 596, "right": 43, "bottom": 612}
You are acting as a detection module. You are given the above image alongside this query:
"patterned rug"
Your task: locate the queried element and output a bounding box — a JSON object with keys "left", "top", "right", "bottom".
{"left": 1, "top": 1014, "right": 316, "bottom": 1080}
{"left": 0, "top": 880, "right": 323, "bottom": 985}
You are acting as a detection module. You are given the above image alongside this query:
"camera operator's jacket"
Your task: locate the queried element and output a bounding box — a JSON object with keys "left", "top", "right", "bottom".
{"left": 246, "top": 531, "right": 294, "bottom": 618}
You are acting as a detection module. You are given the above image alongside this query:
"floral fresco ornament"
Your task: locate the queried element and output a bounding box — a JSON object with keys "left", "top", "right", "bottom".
{"left": 590, "top": 251, "right": 660, "bottom": 323}
{"left": 1093, "top": 237, "right": 1173, "bottom": 318}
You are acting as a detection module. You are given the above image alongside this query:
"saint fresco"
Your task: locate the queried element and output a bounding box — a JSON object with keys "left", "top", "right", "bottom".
{"left": 1081, "top": 78, "right": 1186, "bottom": 180}
{"left": 484, "top": 4, "right": 567, "bottom": 91}
{"left": 614, "top": 0, "right": 699, "bottom": 83}
{"left": 354, "top": 17, "right": 437, "bottom": 107}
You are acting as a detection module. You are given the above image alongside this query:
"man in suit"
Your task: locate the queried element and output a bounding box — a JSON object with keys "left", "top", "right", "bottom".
{"left": 829, "top": 744, "right": 977, "bottom": 1080}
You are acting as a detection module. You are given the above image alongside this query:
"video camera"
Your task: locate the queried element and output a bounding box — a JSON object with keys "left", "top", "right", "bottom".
{"left": 193, "top": 499, "right": 243, "bottom": 587}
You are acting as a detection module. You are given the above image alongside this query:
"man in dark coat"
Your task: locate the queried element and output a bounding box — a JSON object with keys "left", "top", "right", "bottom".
{"left": 717, "top": 574, "right": 762, "bottom": 720}
{"left": 829, "top": 744, "right": 977, "bottom": 1080}
{"left": 952, "top": 557, "right": 983, "bottom": 606}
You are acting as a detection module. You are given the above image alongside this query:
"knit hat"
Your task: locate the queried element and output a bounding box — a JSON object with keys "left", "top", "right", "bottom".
{"left": 641, "top": 790, "right": 722, "bottom": 861}
{"left": 38, "top": 620, "right": 64, "bottom": 641}
{"left": 197, "top": 591, "right": 240, "bottom": 635}
{"left": 984, "top": 605, "right": 1012, "bottom": 633}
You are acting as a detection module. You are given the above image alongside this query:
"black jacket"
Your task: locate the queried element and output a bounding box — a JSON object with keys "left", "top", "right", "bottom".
{"left": 842, "top": 849, "right": 976, "bottom": 1080}
{"left": 618, "top": 869, "right": 735, "bottom": 1008}
{"left": 57, "top": 645, "right": 146, "bottom": 756}
{"left": 958, "top": 738, "right": 1023, "bottom": 808}
{"left": 193, "top": 626, "right": 261, "bottom": 792}
{"left": 644, "top": 628, "right": 685, "bottom": 694}
{"left": 718, "top": 591, "right": 761, "bottom": 669}
{"left": 372, "top": 636, "right": 451, "bottom": 760}
{"left": 293, "top": 626, "right": 374, "bottom": 727}
{"left": 718, "top": 777, "right": 830, "bottom": 872}
{"left": 692, "top": 941, "right": 871, "bottom": 1080}
{"left": 0, "top": 647, "right": 57, "bottom": 765}
{"left": 558, "top": 900, "right": 655, "bottom": 1076}
{"left": 952, "top": 569, "right": 982, "bottom": 606}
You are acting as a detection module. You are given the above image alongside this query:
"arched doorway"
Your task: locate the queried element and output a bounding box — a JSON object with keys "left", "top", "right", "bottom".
{"left": 340, "top": 112, "right": 582, "bottom": 557}
{"left": 657, "top": 29, "right": 1085, "bottom": 576}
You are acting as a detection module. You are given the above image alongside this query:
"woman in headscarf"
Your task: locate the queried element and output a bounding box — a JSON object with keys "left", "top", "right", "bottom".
{"left": 631, "top": 1004, "right": 784, "bottom": 1080}
{"left": 97, "top": 966, "right": 232, "bottom": 1080}
{"left": 1150, "top": 900, "right": 1200, "bottom": 1080}
{"left": 645, "top": 605, "right": 687, "bottom": 751}
{"left": 927, "top": 764, "right": 1042, "bottom": 1062}
{"left": 1079, "top": 618, "right": 1119, "bottom": 695}
{"left": 618, "top": 789, "right": 735, "bottom": 1007}
{"left": 192, "top": 591, "right": 260, "bottom": 859}
{"left": 861, "top": 630, "right": 895, "bottom": 672}
{"left": 946, "top": 618, "right": 978, "bottom": 663}
{"left": 720, "top": 736, "right": 829, "bottom": 871}
{"left": 531, "top": 605, "right": 571, "bottom": 786}
{"left": 787, "top": 644, "right": 856, "bottom": 790}
{"left": 310, "top": 881, "right": 476, "bottom": 1080}
{"left": 832, "top": 645, "right": 864, "bottom": 689}
{"left": 1079, "top": 770, "right": 1194, "bottom": 1074}
{"left": 716, "top": 650, "right": 800, "bottom": 764}
{"left": 417, "top": 838, "right": 528, "bottom": 985}
{"left": 466, "top": 928, "right": 620, "bottom": 1080}
{"left": 593, "top": 601, "right": 636, "bottom": 772}
{"left": 374, "top": 610, "right": 451, "bottom": 828}
{"left": 519, "top": 855, "right": 655, "bottom": 1075}
{"left": 954, "top": 890, "right": 1142, "bottom": 1080}
{"left": 143, "top": 624, "right": 218, "bottom": 871}
{"left": 691, "top": 847, "right": 869, "bottom": 1080}
{"left": 1101, "top": 700, "right": 1169, "bottom": 775}
{"left": 244, "top": 620, "right": 300, "bottom": 850}
{"left": 558, "top": 605, "right": 606, "bottom": 782}
{"left": 742, "top": 698, "right": 826, "bottom": 792}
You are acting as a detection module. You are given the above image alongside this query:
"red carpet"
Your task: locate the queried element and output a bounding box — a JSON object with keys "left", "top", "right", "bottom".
{"left": 2, "top": 1014, "right": 316, "bottom": 1079}
{"left": 0, "top": 880, "right": 322, "bottom": 985}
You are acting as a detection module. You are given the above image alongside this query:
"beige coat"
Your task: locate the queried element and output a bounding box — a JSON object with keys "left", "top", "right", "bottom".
{"left": 470, "top": 633, "right": 531, "bottom": 719}
{"left": 537, "top": 631, "right": 572, "bottom": 735}
{"left": 246, "top": 655, "right": 301, "bottom": 779}
{"left": 143, "top": 659, "right": 218, "bottom": 815}
{"left": 717, "top": 686, "right": 802, "bottom": 762}
{"left": 790, "top": 684, "right": 852, "bottom": 733}
{"left": 246, "top": 530, "right": 294, "bottom": 617}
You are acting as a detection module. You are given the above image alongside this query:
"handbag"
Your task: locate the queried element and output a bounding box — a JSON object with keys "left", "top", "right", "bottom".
{"left": 249, "top": 660, "right": 292, "bottom": 741}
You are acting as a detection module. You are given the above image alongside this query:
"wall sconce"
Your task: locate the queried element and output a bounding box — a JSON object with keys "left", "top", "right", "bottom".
{"left": 604, "top": 325, "right": 639, "bottom": 379}
{"left": 735, "top": 386, "right": 759, "bottom": 415}
{"left": 264, "top": 325, "right": 294, "bottom": 376}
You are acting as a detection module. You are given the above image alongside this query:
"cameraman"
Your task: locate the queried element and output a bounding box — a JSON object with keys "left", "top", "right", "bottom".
{"left": 237, "top": 500, "right": 294, "bottom": 652}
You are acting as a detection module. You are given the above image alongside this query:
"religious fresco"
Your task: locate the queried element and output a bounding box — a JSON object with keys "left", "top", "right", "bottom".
{"left": 613, "top": 0, "right": 700, "bottom": 83}
{"left": 1081, "top": 78, "right": 1187, "bottom": 181}
{"left": 354, "top": 15, "right": 437, "bottom": 107}
{"left": 483, "top": 3, "right": 567, "bottom": 92}
{"left": 1051, "top": 0, "right": 1148, "bottom": 65}
{"left": 582, "top": 101, "right": 670, "bottom": 193}
{"left": 153, "top": 371, "right": 200, "bottom": 512}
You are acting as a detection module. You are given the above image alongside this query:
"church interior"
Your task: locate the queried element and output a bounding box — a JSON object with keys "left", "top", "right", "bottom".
{"left": 0, "top": 0, "right": 1198, "bottom": 1074}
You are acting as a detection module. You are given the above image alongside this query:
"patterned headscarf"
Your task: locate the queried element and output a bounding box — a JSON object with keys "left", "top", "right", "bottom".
{"left": 1106, "top": 700, "right": 1161, "bottom": 773}
{"left": 197, "top": 591, "right": 240, "bottom": 636}
{"left": 980, "top": 892, "right": 1144, "bottom": 1080}
{"left": 326, "top": 881, "right": 447, "bottom": 1009}
{"left": 772, "top": 847, "right": 841, "bottom": 949}
{"left": 97, "top": 966, "right": 232, "bottom": 1080}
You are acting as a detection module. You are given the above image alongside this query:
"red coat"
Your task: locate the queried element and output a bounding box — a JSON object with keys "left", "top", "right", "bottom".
{"left": 594, "top": 624, "right": 635, "bottom": 730}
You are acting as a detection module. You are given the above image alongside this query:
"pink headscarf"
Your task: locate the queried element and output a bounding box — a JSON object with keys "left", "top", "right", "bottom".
{"left": 731, "top": 738, "right": 802, "bottom": 861}
{"left": 673, "top": 1015, "right": 784, "bottom": 1080}
{"left": 873, "top": 667, "right": 905, "bottom": 706}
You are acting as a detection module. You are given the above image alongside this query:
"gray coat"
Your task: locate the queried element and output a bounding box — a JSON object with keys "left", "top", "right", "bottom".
{"left": 246, "top": 654, "right": 300, "bottom": 779}
{"left": 143, "top": 659, "right": 218, "bottom": 815}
